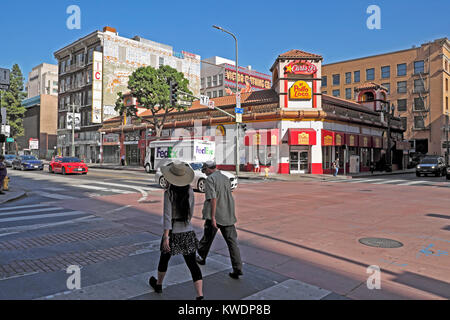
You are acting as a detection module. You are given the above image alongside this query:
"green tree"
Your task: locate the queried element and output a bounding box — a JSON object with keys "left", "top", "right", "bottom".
{"left": 1, "top": 64, "right": 26, "bottom": 138}
{"left": 115, "top": 65, "right": 193, "bottom": 137}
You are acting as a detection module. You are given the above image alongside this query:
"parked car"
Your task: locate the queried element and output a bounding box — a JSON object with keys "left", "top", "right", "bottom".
{"left": 12, "top": 155, "right": 44, "bottom": 171}
{"left": 155, "top": 162, "right": 238, "bottom": 192}
{"left": 49, "top": 156, "right": 88, "bottom": 175}
{"left": 416, "top": 156, "right": 447, "bottom": 177}
{"left": 4, "top": 155, "right": 16, "bottom": 167}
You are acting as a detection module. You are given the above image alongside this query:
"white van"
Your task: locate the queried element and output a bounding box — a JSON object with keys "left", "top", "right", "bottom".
{"left": 144, "top": 139, "right": 215, "bottom": 173}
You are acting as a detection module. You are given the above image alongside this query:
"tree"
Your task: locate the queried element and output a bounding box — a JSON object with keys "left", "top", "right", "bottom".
{"left": 115, "top": 65, "right": 193, "bottom": 137}
{"left": 1, "top": 64, "right": 26, "bottom": 139}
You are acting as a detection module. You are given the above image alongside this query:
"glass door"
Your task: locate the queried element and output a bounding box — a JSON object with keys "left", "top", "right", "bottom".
{"left": 299, "top": 151, "right": 309, "bottom": 173}
{"left": 290, "top": 152, "right": 300, "bottom": 173}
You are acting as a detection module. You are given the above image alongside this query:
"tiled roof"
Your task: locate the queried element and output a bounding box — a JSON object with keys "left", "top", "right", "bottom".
{"left": 278, "top": 49, "right": 323, "bottom": 59}
{"left": 322, "top": 94, "right": 378, "bottom": 115}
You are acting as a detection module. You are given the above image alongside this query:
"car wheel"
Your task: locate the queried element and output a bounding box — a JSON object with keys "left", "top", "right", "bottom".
{"left": 62, "top": 167, "right": 66, "bottom": 175}
{"left": 82, "top": 172, "right": 87, "bottom": 175}
{"left": 416, "top": 172, "right": 420, "bottom": 177}
{"left": 435, "top": 171, "right": 440, "bottom": 177}
{"left": 197, "top": 179, "right": 206, "bottom": 193}
{"left": 145, "top": 164, "right": 151, "bottom": 173}
{"left": 159, "top": 176, "right": 168, "bottom": 189}
{"left": 21, "top": 165, "right": 24, "bottom": 171}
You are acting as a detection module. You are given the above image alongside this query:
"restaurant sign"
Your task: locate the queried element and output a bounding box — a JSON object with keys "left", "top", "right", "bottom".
{"left": 289, "top": 81, "right": 312, "bottom": 100}
{"left": 284, "top": 60, "right": 318, "bottom": 75}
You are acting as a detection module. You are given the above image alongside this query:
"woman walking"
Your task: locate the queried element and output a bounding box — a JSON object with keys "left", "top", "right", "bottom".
{"left": 149, "top": 161, "right": 203, "bottom": 300}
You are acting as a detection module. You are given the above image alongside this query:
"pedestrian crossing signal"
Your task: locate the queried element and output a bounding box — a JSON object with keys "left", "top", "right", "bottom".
{"left": 0, "top": 134, "right": 6, "bottom": 143}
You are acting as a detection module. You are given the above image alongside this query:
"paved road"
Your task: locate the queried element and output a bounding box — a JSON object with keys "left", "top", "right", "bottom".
{"left": 329, "top": 173, "right": 450, "bottom": 187}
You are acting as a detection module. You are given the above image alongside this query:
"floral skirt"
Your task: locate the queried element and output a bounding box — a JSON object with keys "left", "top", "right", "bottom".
{"left": 161, "top": 231, "right": 199, "bottom": 256}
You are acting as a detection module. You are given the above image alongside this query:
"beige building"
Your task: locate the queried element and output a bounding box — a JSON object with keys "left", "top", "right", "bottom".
{"left": 26, "top": 63, "right": 59, "bottom": 98}
{"left": 322, "top": 38, "right": 450, "bottom": 157}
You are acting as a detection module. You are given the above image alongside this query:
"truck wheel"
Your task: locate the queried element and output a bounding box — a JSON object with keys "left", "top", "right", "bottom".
{"left": 197, "top": 179, "right": 206, "bottom": 193}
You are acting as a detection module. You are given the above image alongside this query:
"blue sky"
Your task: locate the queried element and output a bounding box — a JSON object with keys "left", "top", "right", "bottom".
{"left": 1, "top": 0, "right": 449, "bottom": 80}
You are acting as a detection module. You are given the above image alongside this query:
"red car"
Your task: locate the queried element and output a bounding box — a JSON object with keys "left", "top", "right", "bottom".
{"left": 49, "top": 157, "right": 88, "bottom": 175}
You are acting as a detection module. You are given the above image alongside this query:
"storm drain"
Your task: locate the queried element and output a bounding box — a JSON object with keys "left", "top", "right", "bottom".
{"left": 358, "top": 237, "right": 403, "bottom": 248}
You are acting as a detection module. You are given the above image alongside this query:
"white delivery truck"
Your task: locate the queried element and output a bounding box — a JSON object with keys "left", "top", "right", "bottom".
{"left": 144, "top": 139, "right": 215, "bottom": 173}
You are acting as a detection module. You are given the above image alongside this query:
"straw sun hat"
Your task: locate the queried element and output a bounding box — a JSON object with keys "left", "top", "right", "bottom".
{"left": 160, "top": 161, "right": 195, "bottom": 187}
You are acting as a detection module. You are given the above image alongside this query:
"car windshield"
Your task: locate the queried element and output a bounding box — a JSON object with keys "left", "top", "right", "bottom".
{"left": 62, "top": 157, "right": 81, "bottom": 163}
{"left": 420, "top": 158, "right": 438, "bottom": 164}
{"left": 190, "top": 163, "right": 203, "bottom": 171}
{"left": 22, "top": 156, "right": 37, "bottom": 161}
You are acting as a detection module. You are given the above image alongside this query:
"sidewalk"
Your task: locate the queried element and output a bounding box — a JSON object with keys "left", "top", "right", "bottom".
{"left": 0, "top": 188, "right": 27, "bottom": 205}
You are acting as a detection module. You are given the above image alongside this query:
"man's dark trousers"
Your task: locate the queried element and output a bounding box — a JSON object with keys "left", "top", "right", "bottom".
{"left": 198, "top": 219, "right": 242, "bottom": 273}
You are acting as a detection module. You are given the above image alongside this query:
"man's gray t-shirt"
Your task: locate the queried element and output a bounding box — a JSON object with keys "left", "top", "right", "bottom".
{"left": 202, "top": 170, "right": 236, "bottom": 226}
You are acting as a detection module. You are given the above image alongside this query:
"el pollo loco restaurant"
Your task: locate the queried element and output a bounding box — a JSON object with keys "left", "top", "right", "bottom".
{"left": 100, "top": 49, "right": 405, "bottom": 174}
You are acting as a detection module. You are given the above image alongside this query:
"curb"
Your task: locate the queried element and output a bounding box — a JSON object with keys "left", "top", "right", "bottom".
{"left": 0, "top": 191, "right": 27, "bottom": 205}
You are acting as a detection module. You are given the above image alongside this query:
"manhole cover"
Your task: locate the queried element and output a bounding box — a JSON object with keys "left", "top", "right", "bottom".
{"left": 359, "top": 238, "right": 403, "bottom": 248}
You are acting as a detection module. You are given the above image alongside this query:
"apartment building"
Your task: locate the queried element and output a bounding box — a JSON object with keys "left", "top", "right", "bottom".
{"left": 201, "top": 56, "right": 271, "bottom": 98}
{"left": 26, "top": 63, "right": 58, "bottom": 98}
{"left": 322, "top": 37, "right": 450, "bottom": 156}
{"left": 53, "top": 26, "right": 201, "bottom": 163}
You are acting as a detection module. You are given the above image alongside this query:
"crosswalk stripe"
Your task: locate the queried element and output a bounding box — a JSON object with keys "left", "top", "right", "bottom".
{"left": 37, "top": 253, "right": 230, "bottom": 300}
{"left": 397, "top": 180, "right": 431, "bottom": 185}
{"left": 0, "top": 207, "right": 64, "bottom": 217}
{"left": 0, "top": 204, "right": 50, "bottom": 212}
{"left": 243, "top": 279, "right": 331, "bottom": 300}
{"left": 75, "top": 185, "right": 134, "bottom": 194}
{"left": 0, "top": 211, "right": 87, "bottom": 223}
{"left": 32, "top": 192, "right": 76, "bottom": 200}
{"left": 372, "top": 179, "right": 406, "bottom": 184}
{"left": 347, "top": 178, "right": 384, "bottom": 183}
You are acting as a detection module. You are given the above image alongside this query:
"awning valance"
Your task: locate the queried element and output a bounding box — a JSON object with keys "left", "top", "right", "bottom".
{"left": 245, "top": 129, "right": 280, "bottom": 146}
{"left": 288, "top": 129, "right": 317, "bottom": 145}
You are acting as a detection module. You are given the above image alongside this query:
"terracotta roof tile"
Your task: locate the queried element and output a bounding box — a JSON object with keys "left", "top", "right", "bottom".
{"left": 279, "top": 49, "right": 323, "bottom": 59}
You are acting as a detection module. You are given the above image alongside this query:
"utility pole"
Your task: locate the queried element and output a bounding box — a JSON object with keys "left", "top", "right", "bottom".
{"left": 68, "top": 103, "right": 79, "bottom": 157}
{"left": 213, "top": 25, "right": 240, "bottom": 176}
{"left": 385, "top": 103, "right": 394, "bottom": 172}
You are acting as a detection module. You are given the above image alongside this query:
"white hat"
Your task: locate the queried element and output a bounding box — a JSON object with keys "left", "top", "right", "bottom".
{"left": 161, "top": 161, "right": 195, "bottom": 187}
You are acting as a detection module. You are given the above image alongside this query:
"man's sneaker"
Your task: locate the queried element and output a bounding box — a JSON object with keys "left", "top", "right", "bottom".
{"left": 149, "top": 276, "right": 162, "bottom": 293}
{"left": 196, "top": 254, "right": 206, "bottom": 265}
{"left": 228, "top": 270, "right": 243, "bottom": 279}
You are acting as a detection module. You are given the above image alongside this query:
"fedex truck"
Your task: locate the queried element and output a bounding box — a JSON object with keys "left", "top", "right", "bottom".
{"left": 144, "top": 139, "right": 215, "bottom": 173}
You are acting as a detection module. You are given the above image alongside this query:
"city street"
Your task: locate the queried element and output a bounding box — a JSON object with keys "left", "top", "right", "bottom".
{"left": 0, "top": 168, "right": 448, "bottom": 300}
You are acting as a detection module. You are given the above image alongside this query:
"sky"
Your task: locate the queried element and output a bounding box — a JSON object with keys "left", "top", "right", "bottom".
{"left": 0, "top": 0, "right": 449, "bottom": 81}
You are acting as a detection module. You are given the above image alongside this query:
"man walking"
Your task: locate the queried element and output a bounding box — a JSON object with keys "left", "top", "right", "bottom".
{"left": 333, "top": 158, "right": 340, "bottom": 177}
{"left": 196, "top": 161, "right": 243, "bottom": 279}
{"left": 0, "top": 155, "right": 7, "bottom": 195}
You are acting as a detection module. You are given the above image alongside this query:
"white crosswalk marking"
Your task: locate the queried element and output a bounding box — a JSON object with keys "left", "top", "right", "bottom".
{"left": 0, "top": 207, "right": 64, "bottom": 217}
{"left": 75, "top": 185, "right": 134, "bottom": 194}
{"left": 0, "top": 211, "right": 87, "bottom": 223}
{"left": 32, "top": 191, "right": 76, "bottom": 200}
{"left": 347, "top": 178, "right": 384, "bottom": 183}
{"left": 0, "top": 204, "right": 50, "bottom": 212}
{"left": 397, "top": 180, "right": 430, "bottom": 185}
{"left": 372, "top": 179, "right": 406, "bottom": 184}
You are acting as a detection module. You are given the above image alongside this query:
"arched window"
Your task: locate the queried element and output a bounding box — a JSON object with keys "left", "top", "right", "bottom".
{"left": 361, "top": 91, "right": 375, "bottom": 102}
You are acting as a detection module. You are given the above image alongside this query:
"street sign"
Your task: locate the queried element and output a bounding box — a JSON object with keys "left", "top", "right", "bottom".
{"left": 235, "top": 107, "right": 244, "bottom": 114}
{"left": 208, "top": 101, "right": 215, "bottom": 110}
{"left": 6, "top": 137, "right": 13, "bottom": 143}
{"left": 0, "top": 68, "right": 10, "bottom": 86}
{"left": 236, "top": 93, "right": 241, "bottom": 109}
{"left": 236, "top": 113, "right": 242, "bottom": 123}
{"left": 0, "top": 84, "right": 9, "bottom": 90}
{"left": 200, "top": 95, "right": 210, "bottom": 107}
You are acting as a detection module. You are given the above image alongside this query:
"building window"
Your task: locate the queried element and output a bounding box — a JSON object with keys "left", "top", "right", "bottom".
{"left": 414, "top": 97, "right": 426, "bottom": 111}
{"left": 414, "top": 116, "right": 425, "bottom": 129}
{"left": 381, "top": 66, "right": 390, "bottom": 78}
{"left": 219, "top": 74, "right": 223, "bottom": 86}
{"left": 446, "top": 96, "right": 448, "bottom": 110}
{"left": 213, "top": 75, "right": 218, "bottom": 87}
{"left": 446, "top": 78, "right": 448, "bottom": 91}
{"left": 201, "top": 78, "right": 205, "bottom": 88}
{"left": 345, "top": 88, "right": 352, "bottom": 99}
{"left": 414, "top": 60, "right": 425, "bottom": 74}
{"left": 354, "top": 70, "right": 360, "bottom": 82}
{"left": 206, "top": 91, "right": 211, "bottom": 98}
{"left": 207, "top": 76, "right": 212, "bottom": 87}
{"left": 397, "top": 81, "right": 407, "bottom": 93}
{"left": 332, "top": 89, "right": 340, "bottom": 97}
{"left": 397, "top": 99, "right": 407, "bottom": 111}
{"left": 397, "top": 63, "right": 407, "bottom": 76}
{"left": 414, "top": 79, "right": 426, "bottom": 93}
{"left": 345, "top": 72, "right": 351, "bottom": 84}
{"left": 212, "top": 91, "right": 217, "bottom": 98}
{"left": 400, "top": 117, "right": 407, "bottom": 130}
{"left": 332, "top": 74, "right": 340, "bottom": 86}
{"left": 382, "top": 83, "right": 390, "bottom": 94}
{"left": 322, "top": 76, "right": 327, "bottom": 87}
{"left": 322, "top": 91, "right": 327, "bottom": 95}
{"left": 219, "top": 90, "right": 223, "bottom": 97}
{"left": 159, "top": 57, "right": 164, "bottom": 67}
{"left": 366, "top": 68, "right": 375, "bottom": 81}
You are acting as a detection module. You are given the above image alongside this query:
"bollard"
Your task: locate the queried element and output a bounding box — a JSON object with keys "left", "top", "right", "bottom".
{"left": 3, "top": 176, "right": 9, "bottom": 191}
{"left": 264, "top": 167, "right": 269, "bottom": 179}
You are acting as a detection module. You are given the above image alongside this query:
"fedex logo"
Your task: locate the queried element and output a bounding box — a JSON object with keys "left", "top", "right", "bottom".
{"left": 156, "top": 147, "right": 177, "bottom": 159}
{"left": 195, "top": 146, "right": 214, "bottom": 156}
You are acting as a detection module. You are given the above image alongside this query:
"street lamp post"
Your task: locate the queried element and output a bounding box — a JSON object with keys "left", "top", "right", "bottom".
{"left": 384, "top": 103, "right": 394, "bottom": 172}
{"left": 69, "top": 103, "right": 79, "bottom": 157}
{"left": 213, "top": 25, "right": 240, "bottom": 176}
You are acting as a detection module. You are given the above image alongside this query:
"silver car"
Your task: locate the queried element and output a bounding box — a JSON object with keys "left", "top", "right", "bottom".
{"left": 155, "top": 162, "right": 238, "bottom": 192}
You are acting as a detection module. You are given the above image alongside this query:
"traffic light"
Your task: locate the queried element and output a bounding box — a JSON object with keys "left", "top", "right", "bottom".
{"left": 170, "top": 80, "right": 179, "bottom": 107}
{"left": 0, "top": 134, "right": 5, "bottom": 143}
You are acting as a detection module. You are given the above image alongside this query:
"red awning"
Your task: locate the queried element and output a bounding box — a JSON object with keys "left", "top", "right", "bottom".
{"left": 359, "top": 135, "right": 372, "bottom": 148}
{"left": 245, "top": 129, "right": 280, "bottom": 146}
{"left": 345, "top": 133, "right": 359, "bottom": 147}
{"left": 372, "top": 136, "right": 382, "bottom": 148}
{"left": 288, "top": 129, "right": 317, "bottom": 145}
{"left": 321, "top": 130, "right": 335, "bottom": 146}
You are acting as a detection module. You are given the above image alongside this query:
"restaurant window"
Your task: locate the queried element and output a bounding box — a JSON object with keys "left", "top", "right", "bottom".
{"left": 345, "top": 88, "right": 352, "bottom": 99}
{"left": 397, "top": 99, "right": 407, "bottom": 111}
{"left": 397, "top": 63, "right": 407, "bottom": 76}
{"left": 322, "top": 76, "right": 327, "bottom": 87}
{"left": 381, "top": 66, "right": 390, "bottom": 78}
{"left": 322, "top": 147, "right": 332, "bottom": 169}
{"left": 345, "top": 72, "right": 351, "bottom": 84}
{"left": 332, "top": 89, "right": 340, "bottom": 97}
{"left": 414, "top": 79, "right": 426, "bottom": 93}
{"left": 354, "top": 70, "right": 360, "bottom": 82}
{"left": 366, "top": 68, "right": 375, "bottom": 81}
{"left": 414, "top": 97, "right": 426, "bottom": 111}
{"left": 382, "top": 83, "right": 390, "bottom": 94}
{"left": 414, "top": 60, "right": 425, "bottom": 74}
{"left": 414, "top": 116, "right": 425, "bottom": 129}
{"left": 360, "top": 148, "right": 370, "bottom": 167}
{"left": 400, "top": 117, "right": 407, "bottom": 130}
{"left": 332, "top": 74, "right": 340, "bottom": 86}
{"left": 397, "top": 81, "right": 407, "bottom": 93}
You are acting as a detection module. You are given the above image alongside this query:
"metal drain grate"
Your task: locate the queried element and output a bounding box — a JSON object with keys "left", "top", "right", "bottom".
{"left": 359, "top": 237, "right": 403, "bottom": 248}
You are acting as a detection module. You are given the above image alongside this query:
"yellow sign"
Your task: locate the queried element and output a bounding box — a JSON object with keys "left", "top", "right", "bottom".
{"left": 363, "top": 137, "right": 368, "bottom": 147}
{"left": 298, "top": 132, "right": 309, "bottom": 145}
{"left": 289, "top": 81, "right": 312, "bottom": 100}
{"left": 336, "top": 135, "right": 342, "bottom": 145}
{"left": 324, "top": 135, "right": 333, "bottom": 146}
{"left": 349, "top": 135, "right": 355, "bottom": 146}
{"left": 216, "top": 125, "right": 226, "bottom": 136}
{"left": 271, "top": 134, "right": 278, "bottom": 145}
{"left": 254, "top": 133, "right": 261, "bottom": 145}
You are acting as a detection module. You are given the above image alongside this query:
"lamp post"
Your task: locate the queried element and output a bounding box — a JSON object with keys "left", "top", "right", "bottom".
{"left": 68, "top": 103, "right": 79, "bottom": 157}
{"left": 213, "top": 25, "right": 240, "bottom": 176}
{"left": 384, "top": 103, "right": 394, "bottom": 172}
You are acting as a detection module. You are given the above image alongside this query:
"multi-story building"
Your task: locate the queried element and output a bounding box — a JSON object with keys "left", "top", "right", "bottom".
{"left": 53, "top": 26, "right": 201, "bottom": 163}
{"left": 26, "top": 63, "right": 59, "bottom": 98}
{"left": 201, "top": 56, "right": 271, "bottom": 98}
{"left": 322, "top": 37, "right": 450, "bottom": 157}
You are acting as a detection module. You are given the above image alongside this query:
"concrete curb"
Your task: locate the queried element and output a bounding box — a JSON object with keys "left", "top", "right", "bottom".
{"left": 0, "top": 190, "right": 27, "bottom": 205}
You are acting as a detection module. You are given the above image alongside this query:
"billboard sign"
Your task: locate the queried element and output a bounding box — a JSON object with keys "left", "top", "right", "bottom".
{"left": 67, "top": 113, "right": 81, "bottom": 130}
{"left": 92, "top": 51, "right": 103, "bottom": 124}
{"left": 29, "top": 138, "right": 39, "bottom": 150}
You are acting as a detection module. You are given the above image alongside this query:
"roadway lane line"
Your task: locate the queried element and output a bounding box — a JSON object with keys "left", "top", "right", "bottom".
{"left": 75, "top": 185, "right": 134, "bottom": 194}
{"left": 0, "top": 204, "right": 50, "bottom": 212}
{"left": 32, "top": 192, "right": 76, "bottom": 200}
{"left": 372, "top": 179, "right": 407, "bottom": 184}
{"left": 397, "top": 180, "right": 433, "bottom": 186}
{"left": 347, "top": 178, "right": 385, "bottom": 183}
{"left": 0, "top": 207, "right": 64, "bottom": 217}
{"left": 0, "top": 211, "right": 88, "bottom": 223}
